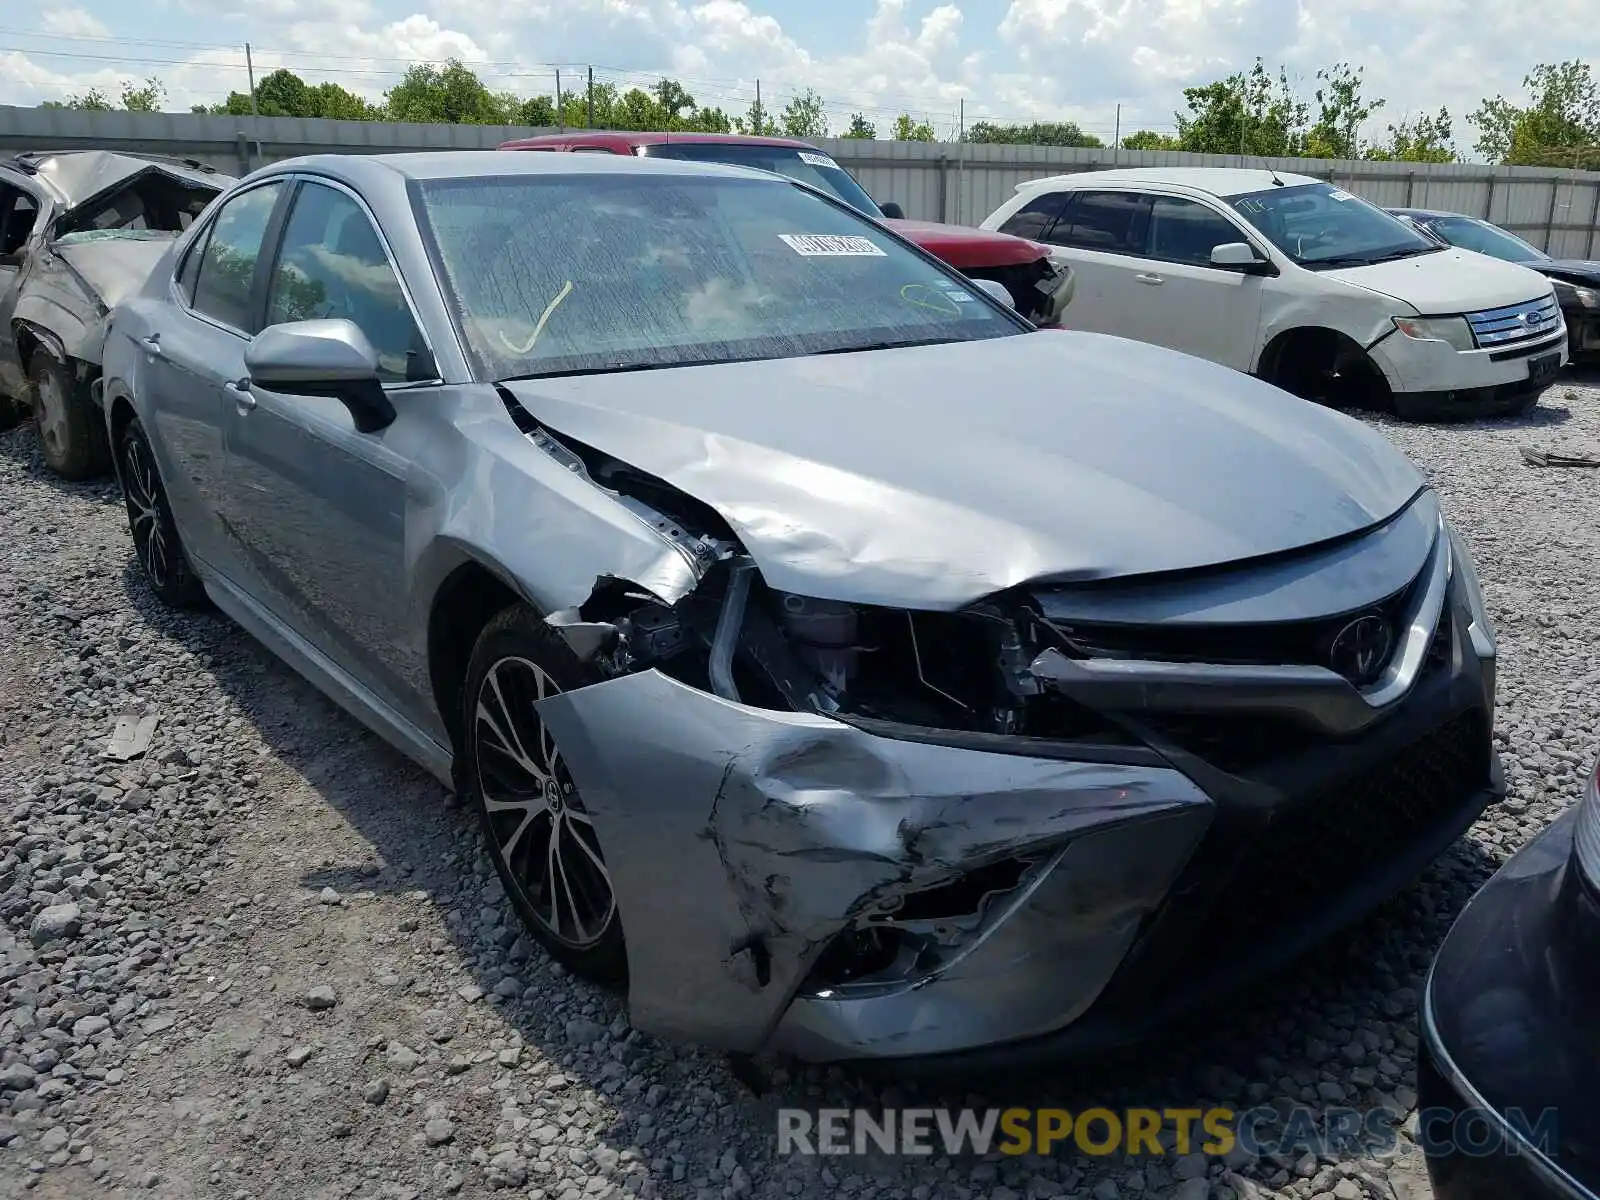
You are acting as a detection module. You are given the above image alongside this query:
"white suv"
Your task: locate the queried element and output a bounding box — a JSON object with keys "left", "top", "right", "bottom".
{"left": 980, "top": 167, "right": 1568, "bottom": 419}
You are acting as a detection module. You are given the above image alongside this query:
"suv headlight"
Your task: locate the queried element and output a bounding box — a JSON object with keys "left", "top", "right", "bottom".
{"left": 1575, "top": 753, "right": 1600, "bottom": 892}
{"left": 1395, "top": 316, "right": 1476, "bottom": 352}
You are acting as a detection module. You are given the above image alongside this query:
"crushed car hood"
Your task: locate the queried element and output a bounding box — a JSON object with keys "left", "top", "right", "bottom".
{"left": 504, "top": 332, "right": 1425, "bottom": 609}
{"left": 885, "top": 219, "right": 1050, "bottom": 269}
{"left": 28, "top": 151, "right": 221, "bottom": 209}
{"left": 52, "top": 235, "right": 177, "bottom": 310}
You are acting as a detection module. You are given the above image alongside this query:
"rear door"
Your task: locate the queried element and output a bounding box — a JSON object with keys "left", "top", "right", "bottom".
{"left": 1131, "top": 193, "right": 1266, "bottom": 369}
{"left": 1038, "top": 190, "right": 1153, "bottom": 339}
{"left": 140, "top": 179, "right": 288, "bottom": 575}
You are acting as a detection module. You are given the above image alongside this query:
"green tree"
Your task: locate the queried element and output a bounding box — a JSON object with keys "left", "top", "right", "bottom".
{"left": 651, "top": 78, "right": 697, "bottom": 124}
{"left": 1305, "top": 63, "right": 1383, "bottom": 158}
{"left": 204, "top": 69, "right": 379, "bottom": 120}
{"left": 120, "top": 76, "right": 165, "bottom": 113}
{"left": 385, "top": 59, "right": 512, "bottom": 124}
{"left": 1470, "top": 61, "right": 1600, "bottom": 164}
{"left": 1120, "top": 129, "right": 1180, "bottom": 150}
{"left": 1365, "top": 108, "right": 1457, "bottom": 163}
{"left": 780, "top": 88, "right": 828, "bottom": 139}
{"left": 891, "top": 113, "right": 936, "bottom": 141}
{"left": 1175, "top": 59, "right": 1309, "bottom": 156}
{"left": 560, "top": 81, "right": 618, "bottom": 128}
{"left": 516, "top": 95, "right": 558, "bottom": 126}
{"left": 613, "top": 87, "right": 669, "bottom": 131}
{"left": 842, "top": 113, "right": 876, "bottom": 139}
{"left": 966, "top": 120, "right": 1102, "bottom": 147}
{"left": 735, "top": 96, "right": 777, "bottom": 136}
{"left": 682, "top": 106, "right": 733, "bottom": 133}
{"left": 43, "top": 86, "right": 114, "bottom": 111}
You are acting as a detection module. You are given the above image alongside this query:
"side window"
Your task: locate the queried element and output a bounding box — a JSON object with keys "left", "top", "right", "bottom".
{"left": 265, "top": 182, "right": 427, "bottom": 384}
{"left": 1146, "top": 196, "right": 1250, "bottom": 267}
{"left": 1054, "top": 191, "right": 1147, "bottom": 255}
{"left": 996, "top": 191, "right": 1072, "bottom": 242}
{"left": 190, "top": 182, "right": 284, "bottom": 332}
{"left": 0, "top": 183, "right": 40, "bottom": 257}
{"left": 175, "top": 226, "right": 210, "bottom": 304}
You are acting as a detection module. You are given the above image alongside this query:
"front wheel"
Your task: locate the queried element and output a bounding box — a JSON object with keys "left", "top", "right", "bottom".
{"left": 460, "top": 604, "right": 627, "bottom": 987}
{"left": 118, "top": 417, "right": 207, "bottom": 608}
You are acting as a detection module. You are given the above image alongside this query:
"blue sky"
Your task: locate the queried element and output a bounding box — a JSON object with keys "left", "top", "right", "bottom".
{"left": 2, "top": 0, "right": 1596, "bottom": 155}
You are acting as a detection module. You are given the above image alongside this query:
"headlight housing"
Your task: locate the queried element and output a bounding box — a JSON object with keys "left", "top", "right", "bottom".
{"left": 1394, "top": 315, "right": 1476, "bottom": 352}
{"left": 1575, "top": 753, "right": 1600, "bottom": 892}
{"left": 1446, "top": 521, "right": 1495, "bottom": 656}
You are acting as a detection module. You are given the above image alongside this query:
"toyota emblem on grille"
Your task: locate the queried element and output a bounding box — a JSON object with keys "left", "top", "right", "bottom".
{"left": 1329, "top": 614, "right": 1393, "bottom": 685}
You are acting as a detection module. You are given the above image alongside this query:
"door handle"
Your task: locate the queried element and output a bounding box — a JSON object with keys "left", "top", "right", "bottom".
{"left": 141, "top": 334, "right": 163, "bottom": 355}
{"left": 1134, "top": 273, "right": 1165, "bottom": 285}
{"left": 224, "top": 379, "right": 257, "bottom": 410}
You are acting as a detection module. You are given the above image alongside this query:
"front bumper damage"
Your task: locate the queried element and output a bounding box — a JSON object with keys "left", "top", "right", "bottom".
{"left": 534, "top": 498, "right": 1502, "bottom": 1064}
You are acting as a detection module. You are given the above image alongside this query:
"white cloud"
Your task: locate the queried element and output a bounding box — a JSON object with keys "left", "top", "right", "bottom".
{"left": 3, "top": 0, "right": 1600, "bottom": 153}
{"left": 39, "top": 10, "right": 111, "bottom": 38}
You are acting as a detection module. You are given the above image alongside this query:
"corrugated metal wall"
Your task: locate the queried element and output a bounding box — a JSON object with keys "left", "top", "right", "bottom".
{"left": 5, "top": 105, "right": 1599, "bottom": 256}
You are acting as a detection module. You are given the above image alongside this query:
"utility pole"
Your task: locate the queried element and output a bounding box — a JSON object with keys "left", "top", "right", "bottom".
{"left": 555, "top": 69, "right": 563, "bottom": 131}
{"left": 755, "top": 79, "right": 762, "bottom": 133}
{"left": 955, "top": 98, "right": 965, "bottom": 224}
{"left": 244, "top": 42, "right": 262, "bottom": 171}
{"left": 586, "top": 67, "right": 594, "bottom": 128}
{"left": 1113, "top": 103, "right": 1121, "bottom": 165}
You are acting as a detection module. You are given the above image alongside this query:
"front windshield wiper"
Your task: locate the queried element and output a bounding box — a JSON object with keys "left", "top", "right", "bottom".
{"left": 809, "top": 336, "right": 962, "bottom": 356}
{"left": 1366, "top": 244, "right": 1445, "bottom": 263}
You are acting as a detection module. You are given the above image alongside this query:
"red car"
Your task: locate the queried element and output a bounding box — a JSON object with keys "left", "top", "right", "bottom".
{"left": 498, "top": 131, "right": 1072, "bottom": 324}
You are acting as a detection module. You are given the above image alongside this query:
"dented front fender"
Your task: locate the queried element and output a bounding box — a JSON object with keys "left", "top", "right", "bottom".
{"left": 536, "top": 670, "right": 1214, "bottom": 1059}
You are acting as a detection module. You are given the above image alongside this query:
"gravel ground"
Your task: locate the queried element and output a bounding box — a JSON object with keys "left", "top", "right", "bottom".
{"left": 3, "top": 372, "right": 1599, "bottom": 1200}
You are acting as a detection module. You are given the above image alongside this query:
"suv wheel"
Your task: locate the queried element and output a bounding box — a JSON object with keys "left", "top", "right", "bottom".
{"left": 32, "top": 356, "right": 110, "bottom": 480}
{"left": 118, "top": 417, "right": 207, "bottom": 608}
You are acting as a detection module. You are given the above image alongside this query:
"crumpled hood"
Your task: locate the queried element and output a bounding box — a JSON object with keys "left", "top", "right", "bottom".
{"left": 884, "top": 218, "right": 1049, "bottom": 270}
{"left": 504, "top": 332, "right": 1425, "bottom": 609}
{"left": 1325, "top": 248, "right": 1556, "bottom": 313}
{"left": 53, "top": 235, "right": 178, "bottom": 310}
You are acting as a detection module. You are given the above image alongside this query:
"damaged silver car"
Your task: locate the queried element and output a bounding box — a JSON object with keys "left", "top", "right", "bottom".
{"left": 0, "top": 150, "right": 230, "bottom": 477}
{"left": 101, "top": 151, "right": 1503, "bottom": 1065}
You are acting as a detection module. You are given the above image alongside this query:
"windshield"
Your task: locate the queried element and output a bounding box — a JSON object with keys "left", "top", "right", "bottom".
{"left": 640, "top": 142, "right": 882, "bottom": 218}
{"left": 1423, "top": 215, "right": 1549, "bottom": 264}
{"left": 417, "top": 173, "right": 1019, "bottom": 381}
{"left": 1229, "top": 182, "right": 1442, "bottom": 269}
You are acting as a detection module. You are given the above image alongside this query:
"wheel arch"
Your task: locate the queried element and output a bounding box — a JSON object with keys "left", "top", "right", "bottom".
{"left": 425, "top": 554, "right": 531, "bottom": 754}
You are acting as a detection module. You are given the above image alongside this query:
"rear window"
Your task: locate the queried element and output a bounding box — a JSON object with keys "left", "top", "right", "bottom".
{"left": 1053, "top": 191, "right": 1147, "bottom": 254}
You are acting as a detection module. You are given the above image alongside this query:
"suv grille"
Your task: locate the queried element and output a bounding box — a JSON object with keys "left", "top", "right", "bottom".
{"left": 1465, "top": 294, "right": 1561, "bottom": 350}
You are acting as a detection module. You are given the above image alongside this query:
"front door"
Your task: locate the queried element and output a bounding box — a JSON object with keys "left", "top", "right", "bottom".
{"left": 220, "top": 179, "right": 432, "bottom": 718}
{"left": 1131, "top": 194, "right": 1266, "bottom": 370}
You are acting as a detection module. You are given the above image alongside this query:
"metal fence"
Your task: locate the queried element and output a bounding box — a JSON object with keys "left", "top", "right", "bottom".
{"left": 5, "top": 104, "right": 1600, "bottom": 257}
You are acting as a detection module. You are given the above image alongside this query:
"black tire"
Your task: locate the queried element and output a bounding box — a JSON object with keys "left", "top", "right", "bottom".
{"left": 31, "top": 356, "right": 110, "bottom": 480}
{"left": 460, "top": 604, "right": 627, "bottom": 987}
{"left": 0, "top": 393, "right": 24, "bottom": 434}
{"left": 117, "top": 416, "right": 207, "bottom": 608}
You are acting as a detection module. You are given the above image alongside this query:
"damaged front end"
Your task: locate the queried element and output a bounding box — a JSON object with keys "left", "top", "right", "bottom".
{"left": 519, "top": 418, "right": 1216, "bottom": 1060}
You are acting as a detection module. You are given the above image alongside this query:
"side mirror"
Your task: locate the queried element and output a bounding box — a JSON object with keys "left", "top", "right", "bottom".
{"left": 969, "top": 278, "right": 1015, "bottom": 309}
{"left": 878, "top": 201, "right": 905, "bottom": 220}
{"left": 1210, "top": 242, "right": 1273, "bottom": 274}
{"left": 244, "top": 319, "right": 396, "bottom": 433}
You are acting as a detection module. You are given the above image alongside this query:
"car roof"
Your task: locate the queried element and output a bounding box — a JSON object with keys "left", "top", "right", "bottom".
{"left": 257, "top": 149, "right": 780, "bottom": 186}
{"left": 500, "top": 130, "right": 822, "bottom": 152}
{"left": 1017, "top": 166, "right": 1323, "bottom": 198}
{"left": 6, "top": 149, "right": 226, "bottom": 207}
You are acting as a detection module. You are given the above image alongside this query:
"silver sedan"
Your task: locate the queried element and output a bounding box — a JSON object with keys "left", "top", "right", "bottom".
{"left": 102, "top": 150, "right": 1501, "bottom": 1066}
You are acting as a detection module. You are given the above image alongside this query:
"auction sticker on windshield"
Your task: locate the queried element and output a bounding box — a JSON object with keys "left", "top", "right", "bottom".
{"left": 779, "top": 233, "right": 887, "bottom": 257}
{"left": 797, "top": 151, "right": 837, "bottom": 168}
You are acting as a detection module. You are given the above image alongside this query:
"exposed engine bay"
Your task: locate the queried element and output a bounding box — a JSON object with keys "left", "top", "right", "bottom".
{"left": 527, "top": 422, "right": 1111, "bottom": 747}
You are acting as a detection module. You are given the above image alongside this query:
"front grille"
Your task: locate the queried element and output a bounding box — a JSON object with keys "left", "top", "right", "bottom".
{"left": 1170, "top": 711, "right": 1488, "bottom": 966}
{"left": 1465, "top": 293, "right": 1562, "bottom": 349}
{"left": 1049, "top": 570, "right": 1423, "bottom": 674}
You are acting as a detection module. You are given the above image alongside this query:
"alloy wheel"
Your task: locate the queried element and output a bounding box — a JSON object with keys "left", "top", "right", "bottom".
{"left": 472, "top": 656, "right": 615, "bottom": 949}
{"left": 34, "top": 368, "right": 69, "bottom": 463}
{"left": 121, "top": 434, "right": 174, "bottom": 590}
